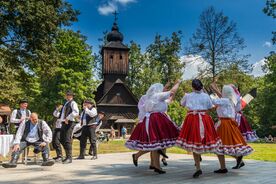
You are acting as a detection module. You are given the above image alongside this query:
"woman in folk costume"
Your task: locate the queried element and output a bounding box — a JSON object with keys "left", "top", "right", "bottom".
{"left": 231, "top": 85, "right": 259, "bottom": 142}
{"left": 176, "top": 79, "right": 221, "bottom": 178}
{"left": 210, "top": 83, "right": 253, "bottom": 173}
{"left": 125, "top": 82, "right": 180, "bottom": 174}
{"left": 131, "top": 81, "right": 181, "bottom": 169}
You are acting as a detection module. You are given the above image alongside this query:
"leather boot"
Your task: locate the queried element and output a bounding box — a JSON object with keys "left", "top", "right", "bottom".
{"left": 2, "top": 153, "right": 19, "bottom": 168}
{"left": 41, "top": 153, "right": 55, "bottom": 166}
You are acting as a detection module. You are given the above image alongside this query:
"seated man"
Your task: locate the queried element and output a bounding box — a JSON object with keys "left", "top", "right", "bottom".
{"left": 2, "top": 113, "right": 54, "bottom": 168}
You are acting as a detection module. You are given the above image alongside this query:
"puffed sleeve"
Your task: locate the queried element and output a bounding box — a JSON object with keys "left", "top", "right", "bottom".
{"left": 41, "top": 121, "right": 52, "bottom": 143}
{"left": 180, "top": 94, "right": 188, "bottom": 107}
{"left": 156, "top": 91, "right": 171, "bottom": 101}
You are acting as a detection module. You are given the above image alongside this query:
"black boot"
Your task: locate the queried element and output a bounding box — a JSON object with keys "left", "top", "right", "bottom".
{"left": 193, "top": 169, "right": 202, "bottom": 178}
{"left": 76, "top": 147, "right": 86, "bottom": 159}
{"left": 2, "top": 153, "right": 19, "bottom": 168}
{"left": 62, "top": 157, "right": 72, "bottom": 164}
{"left": 41, "top": 153, "right": 55, "bottom": 166}
{"left": 232, "top": 156, "right": 243, "bottom": 169}
{"left": 158, "top": 150, "right": 168, "bottom": 159}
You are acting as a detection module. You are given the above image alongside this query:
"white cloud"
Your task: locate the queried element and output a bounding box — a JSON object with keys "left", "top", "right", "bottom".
{"left": 115, "top": 0, "right": 136, "bottom": 5}
{"left": 181, "top": 55, "right": 210, "bottom": 80}
{"left": 263, "top": 41, "right": 272, "bottom": 48}
{"left": 251, "top": 59, "right": 267, "bottom": 77}
{"left": 98, "top": 2, "right": 117, "bottom": 16}
{"left": 98, "top": 0, "right": 136, "bottom": 16}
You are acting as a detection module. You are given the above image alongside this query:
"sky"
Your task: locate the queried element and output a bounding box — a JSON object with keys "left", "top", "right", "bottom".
{"left": 67, "top": 0, "right": 275, "bottom": 65}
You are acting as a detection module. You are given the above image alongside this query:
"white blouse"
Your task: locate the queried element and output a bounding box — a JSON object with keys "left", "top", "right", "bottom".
{"left": 212, "top": 98, "right": 236, "bottom": 118}
{"left": 181, "top": 92, "right": 213, "bottom": 110}
{"left": 144, "top": 91, "right": 170, "bottom": 113}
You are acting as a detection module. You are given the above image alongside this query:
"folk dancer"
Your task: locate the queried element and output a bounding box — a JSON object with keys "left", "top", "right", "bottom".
{"left": 125, "top": 83, "right": 179, "bottom": 174}
{"left": 10, "top": 99, "right": 31, "bottom": 133}
{"left": 52, "top": 104, "right": 64, "bottom": 162}
{"left": 176, "top": 79, "right": 221, "bottom": 178}
{"left": 76, "top": 100, "right": 98, "bottom": 160}
{"left": 210, "top": 83, "right": 254, "bottom": 171}
{"left": 54, "top": 91, "right": 79, "bottom": 164}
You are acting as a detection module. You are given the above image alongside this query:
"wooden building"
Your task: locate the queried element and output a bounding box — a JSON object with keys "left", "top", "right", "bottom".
{"left": 94, "top": 19, "right": 138, "bottom": 136}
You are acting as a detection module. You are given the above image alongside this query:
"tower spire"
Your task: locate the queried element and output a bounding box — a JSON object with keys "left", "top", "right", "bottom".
{"left": 112, "top": 11, "right": 119, "bottom": 24}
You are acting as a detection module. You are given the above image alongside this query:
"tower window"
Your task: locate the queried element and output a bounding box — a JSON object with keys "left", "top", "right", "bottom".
{"left": 110, "top": 55, "right": 113, "bottom": 59}
{"left": 120, "top": 55, "right": 123, "bottom": 60}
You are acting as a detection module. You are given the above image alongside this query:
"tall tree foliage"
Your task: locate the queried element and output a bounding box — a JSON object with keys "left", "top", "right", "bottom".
{"left": 146, "top": 31, "right": 184, "bottom": 84}
{"left": 186, "top": 6, "right": 249, "bottom": 81}
{"left": 0, "top": 0, "right": 79, "bottom": 105}
{"left": 35, "top": 29, "right": 98, "bottom": 119}
{"left": 263, "top": 0, "right": 276, "bottom": 44}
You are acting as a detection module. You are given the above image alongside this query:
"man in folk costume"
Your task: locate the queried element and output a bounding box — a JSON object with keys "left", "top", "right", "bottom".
{"left": 10, "top": 99, "right": 31, "bottom": 133}
{"left": 210, "top": 83, "right": 253, "bottom": 173}
{"left": 52, "top": 104, "right": 64, "bottom": 162}
{"left": 76, "top": 99, "right": 98, "bottom": 160}
{"left": 2, "top": 113, "right": 54, "bottom": 168}
{"left": 54, "top": 90, "right": 79, "bottom": 164}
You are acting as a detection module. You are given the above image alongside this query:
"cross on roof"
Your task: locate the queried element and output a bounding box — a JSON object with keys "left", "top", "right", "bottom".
{"left": 112, "top": 11, "right": 118, "bottom": 23}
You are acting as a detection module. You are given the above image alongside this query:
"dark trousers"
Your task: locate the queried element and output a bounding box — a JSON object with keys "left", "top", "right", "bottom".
{"left": 80, "top": 125, "right": 97, "bottom": 156}
{"left": 52, "top": 128, "right": 62, "bottom": 157}
{"left": 60, "top": 121, "right": 75, "bottom": 159}
{"left": 12, "top": 141, "right": 49, "bottom": 160}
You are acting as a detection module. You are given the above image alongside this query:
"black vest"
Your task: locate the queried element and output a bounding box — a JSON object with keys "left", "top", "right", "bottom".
{"left": 59, "top": 100, "right": 73, "bottom": 119}
{"left": 81, "top": 107, "right": 97, "bottom": 126}
{"left": 16, "top": 109, "right": 30, "bottom": 119}
{"left": 21, "top": 120, "right": 43, "bottom": 142}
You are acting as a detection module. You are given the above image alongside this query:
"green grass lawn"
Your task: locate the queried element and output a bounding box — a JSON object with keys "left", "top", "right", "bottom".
{"left": 69, "top": 140, "right": 276, "bottom": 162}
{"left": 2, "top": 140, "right": 276, "bottom": 162}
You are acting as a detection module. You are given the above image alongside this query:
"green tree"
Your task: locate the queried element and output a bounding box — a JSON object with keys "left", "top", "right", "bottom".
{"left": 263, "top": 0, "right": 276, "bottom": 44}
{"left": 35, "top": 29, "right": 98, "bottom": 120}
{"left": 186, "top": 6, "right": 250, "bottom": 81}
{"left": 0, "top": 0, "right": 79, "bottom": 105}
{"left": 146, "top": 31, "right": 184, "bottom": 84}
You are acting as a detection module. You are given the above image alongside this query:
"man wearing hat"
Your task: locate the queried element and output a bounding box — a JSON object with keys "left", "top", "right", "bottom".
{"left": 76, "top": 99, "right": 98, "bottom": 160}
{"left": 10, "top": 99, "right": 31, "bottom": 133}
{"left": 54, "top": 90, "right": 79, "bottom": 164}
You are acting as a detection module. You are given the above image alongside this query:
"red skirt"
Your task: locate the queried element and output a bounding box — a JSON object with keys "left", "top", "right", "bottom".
{"left": 176, "top": 112, "right": 221, "bottom": 154}
{"left": 125, "top": 112, "right": 179, "bottom": 151}
{"left": 237, "top": 112, "right": 258, "bottom": 142}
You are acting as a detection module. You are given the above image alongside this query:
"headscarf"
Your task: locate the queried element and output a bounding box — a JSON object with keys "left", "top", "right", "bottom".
{"left": 222, "top": 85, "right": 238, "bottom": 106}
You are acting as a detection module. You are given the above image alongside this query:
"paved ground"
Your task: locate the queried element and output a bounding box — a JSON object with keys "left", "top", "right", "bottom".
{"left": 0, "top": 152, "right": 275, "bottom": 184}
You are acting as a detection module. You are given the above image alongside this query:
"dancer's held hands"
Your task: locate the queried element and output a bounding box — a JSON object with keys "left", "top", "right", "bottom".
{"left": 12, "top": 144, "right": 20, "bottom": 152}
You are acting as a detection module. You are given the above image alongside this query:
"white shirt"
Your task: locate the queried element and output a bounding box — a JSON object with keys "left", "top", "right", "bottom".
{"left": 10, "top": 109, "right": 31, "bottom": 124}
{"left": 181, "top": 91, "right": 213, "bottom": 110}
{"left": 212, "top": 98, "right": 236, "bottom": 118}
{"left": 144, "top": 91, "right": 170, "bottom": 113}
{"left": 55, "top": 100, "right": 79, "bottom": 121}
{"left": 53, "top": 110, "right": 62, "bottom": 128}
{"left": 13, "top": 120, "right": 52, "bottom": 145}
{"left": 80, "top": 107, "right": 97, "bottom": 126}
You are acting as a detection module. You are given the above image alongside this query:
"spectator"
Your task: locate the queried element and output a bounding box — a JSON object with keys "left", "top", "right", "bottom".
{"left": 121, "top": 126, "right": 127, "bottom": 139}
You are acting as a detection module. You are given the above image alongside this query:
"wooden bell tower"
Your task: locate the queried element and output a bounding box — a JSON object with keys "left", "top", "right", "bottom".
{"left": 101, "top": 12, "right": 130, "bottom": 94}
{"left": 95, "top": 12, "right": 138, "bottom": 134}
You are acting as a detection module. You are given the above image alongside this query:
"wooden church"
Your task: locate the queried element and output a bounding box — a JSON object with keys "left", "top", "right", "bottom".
{"left": 94, "top": 17, "right": 138, "bottom": 136}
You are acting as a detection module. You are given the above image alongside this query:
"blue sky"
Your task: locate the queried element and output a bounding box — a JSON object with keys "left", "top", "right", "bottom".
{"left": 67, "top": 0, "right": 275, "bottom": 64}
